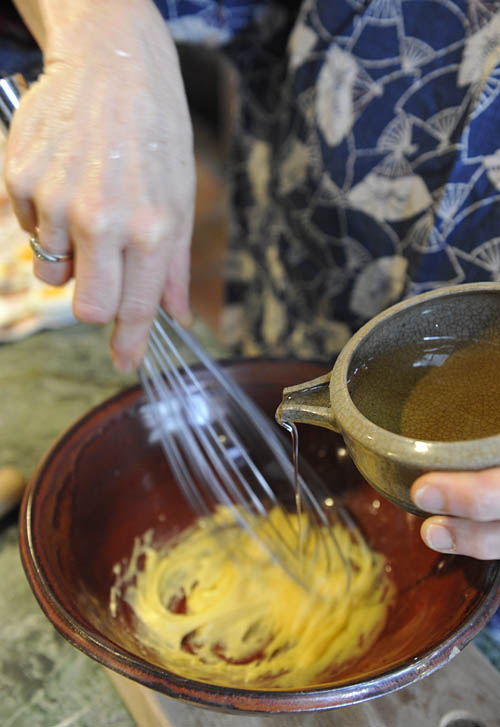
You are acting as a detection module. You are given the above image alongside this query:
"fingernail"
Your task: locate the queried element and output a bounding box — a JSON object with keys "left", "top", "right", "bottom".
{"left": 413, "top": 484, "right": 445, "bottom": 513}
{"left": 177, "top": 310, "right": 193, "bottom": 328}
{"left": 425, "top": 524, "right": 455, "bottom": 552}
{"left": 111, "top": 353, "right": 135, "bottom": 374}
{"left": 170, "top": 302, "right": 193, "bottom": 328}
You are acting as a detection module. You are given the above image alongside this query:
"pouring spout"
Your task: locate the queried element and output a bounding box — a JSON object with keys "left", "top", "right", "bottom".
{"left": 275, "top": 372, "right": 340, "bottom": 432}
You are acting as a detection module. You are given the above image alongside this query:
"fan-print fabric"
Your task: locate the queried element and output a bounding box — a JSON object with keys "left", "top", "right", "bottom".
{"left": 155, "top": 0, "right": 500, "bottom": 359}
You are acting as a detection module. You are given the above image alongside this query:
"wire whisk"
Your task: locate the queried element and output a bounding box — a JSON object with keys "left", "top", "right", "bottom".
{"left": 139, "top": 310, "right": 368, "bottom": 587}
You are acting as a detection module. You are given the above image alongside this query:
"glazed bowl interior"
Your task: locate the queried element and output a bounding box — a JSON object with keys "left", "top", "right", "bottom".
{"left": 19, "top": 360, "right": 500, "bottom": 713}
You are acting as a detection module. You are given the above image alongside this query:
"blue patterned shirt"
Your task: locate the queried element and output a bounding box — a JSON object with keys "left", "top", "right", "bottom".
{"left": 151, "top": 0, "right": 500, "bottom": 359}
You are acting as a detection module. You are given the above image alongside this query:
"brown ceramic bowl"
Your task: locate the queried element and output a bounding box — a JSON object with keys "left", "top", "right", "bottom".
{"left": 19, "top": 360, "right": 500, "bottom": 714}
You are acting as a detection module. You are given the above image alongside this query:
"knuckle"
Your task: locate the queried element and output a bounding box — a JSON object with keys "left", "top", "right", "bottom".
{"left": 470, "top": 501, "right": 491, "bottom": 523}
{"left": 4, "top": 138, "right": 40, "bottom": 200}
{"left": 36, "top": 186, "right": 66, "bottom": 224}
{"left": 130, "top": 210, "right": 171, "bottom": 255}
{"left": 467, "top": 482, "right": 499, "bottom": 522}
{"left": 453, "top": 518, "right": 500, "bottom": 560}
{"left": 73, "top": 296, "right": 114, "bottom": 325}
{"left": 3, "top": 164, "right": 32, "bottom": 200}
{"left": 69, "top": 201, "right": 112, "bottom": 242}
{"left": 33, "top": 266, "right": 69, "bottom": 287}
{"left": 119, "top": 295, "right": 156, "bottom": 325}
{"left": 470, "top": 535, "right": 500, "bottom": 560}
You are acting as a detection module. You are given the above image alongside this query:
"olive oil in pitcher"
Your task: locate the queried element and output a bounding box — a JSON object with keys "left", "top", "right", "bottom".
{"left": 348, "top": 330, "right": 500, "bottom": 442}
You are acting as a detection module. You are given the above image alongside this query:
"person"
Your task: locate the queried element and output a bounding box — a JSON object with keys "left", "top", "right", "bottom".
{"left": 3, "top": 0, "right": 500, "bottom": 561}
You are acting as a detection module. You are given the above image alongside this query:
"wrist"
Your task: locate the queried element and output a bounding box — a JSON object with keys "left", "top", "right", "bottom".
{"left": 14, "top": 0, "right": 166, "bottom": 58}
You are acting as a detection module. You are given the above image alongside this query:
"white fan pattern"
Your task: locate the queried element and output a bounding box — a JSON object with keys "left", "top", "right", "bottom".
{"left": 153, "top": 0, "right": 500, "bottom": 359}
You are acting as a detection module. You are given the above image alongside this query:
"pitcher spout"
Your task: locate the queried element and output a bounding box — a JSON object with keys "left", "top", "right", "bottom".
{"left": 275, "top": 372, "right": 340, "bottom": 432}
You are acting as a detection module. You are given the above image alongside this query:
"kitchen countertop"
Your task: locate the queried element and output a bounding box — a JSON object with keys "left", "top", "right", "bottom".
{"left": 0, "top": 320, "right": 227, "bottom": 727}
{"left": 0, "top": 321, "right": 499, "bottom": 726}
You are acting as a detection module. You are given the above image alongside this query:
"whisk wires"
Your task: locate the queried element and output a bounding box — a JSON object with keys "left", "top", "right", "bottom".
{"left": 140, "top": 310, "right": 364, "bottom": 590}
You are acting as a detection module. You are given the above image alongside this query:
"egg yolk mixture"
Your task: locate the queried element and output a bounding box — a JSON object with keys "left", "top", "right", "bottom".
{"left": 110, "top": 506, "right": 395, "bottom": 688}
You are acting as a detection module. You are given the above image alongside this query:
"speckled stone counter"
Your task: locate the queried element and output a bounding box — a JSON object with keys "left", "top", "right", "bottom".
{"left": 0, "top": 320, "right": 226, "bottom": 727}
{"left": 0, "top": 321, "right": 499, "bottom": 726}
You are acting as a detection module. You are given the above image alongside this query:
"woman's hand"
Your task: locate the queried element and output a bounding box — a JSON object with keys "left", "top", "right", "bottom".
{"left": 411, "top": 468, "right": 500, "bottom": 559}
{"left": 5, "top": 0, "right": 195, "bottom": 371}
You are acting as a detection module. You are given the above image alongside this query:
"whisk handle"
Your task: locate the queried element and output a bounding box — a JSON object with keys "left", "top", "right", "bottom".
{"left": 0, "top": 74, "right": 22, "bottom": 133}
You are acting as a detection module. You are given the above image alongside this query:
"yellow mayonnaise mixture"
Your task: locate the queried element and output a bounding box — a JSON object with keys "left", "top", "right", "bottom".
{"left": 110, "top": 506, "right": 395, "bottom": 687}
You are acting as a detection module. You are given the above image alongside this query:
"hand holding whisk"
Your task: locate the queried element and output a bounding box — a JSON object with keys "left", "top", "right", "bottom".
{"left": 0, "top": 75, "right": 363, "bottom": 592}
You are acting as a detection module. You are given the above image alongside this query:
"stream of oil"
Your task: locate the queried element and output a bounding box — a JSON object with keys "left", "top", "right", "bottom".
{"left": 279, "top": 420, "right": 304, "bottom": 568}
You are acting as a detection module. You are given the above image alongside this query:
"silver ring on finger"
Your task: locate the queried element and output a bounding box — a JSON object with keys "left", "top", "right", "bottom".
{"left": 29, "top": 235, "right": 74, "bottom": 263}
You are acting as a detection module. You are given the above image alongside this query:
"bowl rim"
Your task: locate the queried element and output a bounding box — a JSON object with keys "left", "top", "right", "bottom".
{"left": 18, "top": 361, "right": 500, "bottom": 714}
